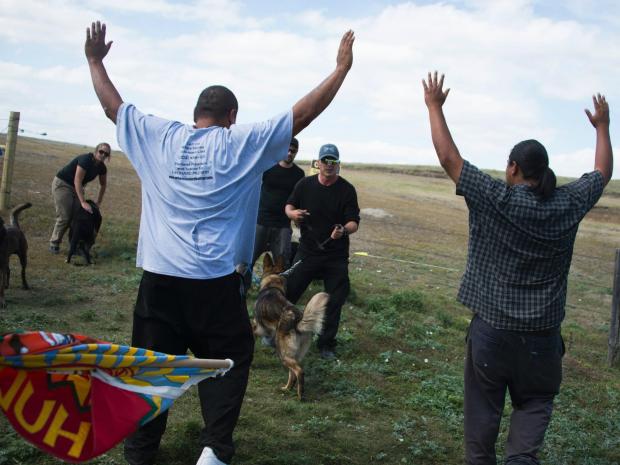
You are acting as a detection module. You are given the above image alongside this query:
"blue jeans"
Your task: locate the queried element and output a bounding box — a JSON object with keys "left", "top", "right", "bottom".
{"left": 464, "top": 314, "right": 564, "bottom": 465}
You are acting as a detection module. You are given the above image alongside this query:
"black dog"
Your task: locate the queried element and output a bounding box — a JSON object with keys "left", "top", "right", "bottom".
{"left": 67, "top": 200, "right": 102, "bottom": 265}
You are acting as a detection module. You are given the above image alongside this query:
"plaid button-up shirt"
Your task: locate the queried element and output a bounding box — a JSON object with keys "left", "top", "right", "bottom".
{"left": 456, "top": 161, "right": 605, "bottom": 331}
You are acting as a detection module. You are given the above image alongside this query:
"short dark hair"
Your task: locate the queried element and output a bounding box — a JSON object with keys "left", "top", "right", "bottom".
{"left": 509, "top": 139, "right": 557, "bottom": 199}
{"left": 290, "top": 137, "right": 299, "bottom": 149}
{"left": 193, "top": 85, "right": 238, "bottom": 122}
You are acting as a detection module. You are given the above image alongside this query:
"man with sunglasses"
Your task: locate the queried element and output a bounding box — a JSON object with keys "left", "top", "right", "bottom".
{"left": 285, "top": 143, "right": 360, "bottom": 360}
{"left": 84, "top": 20, "right": 354, "bottom": 465}
{"left": 243, "top": 137, "right": 305, "bottom": 295}
{"left": 49, "top": 142, "right": 110, "bottom": 254}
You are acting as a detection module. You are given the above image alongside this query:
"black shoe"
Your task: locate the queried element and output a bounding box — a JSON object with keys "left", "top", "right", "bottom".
{"left": 49, "top": 244, "right": 59, "bottom": 254}
{"left": 320, "top": 348, "right": 337, "bottom": 360}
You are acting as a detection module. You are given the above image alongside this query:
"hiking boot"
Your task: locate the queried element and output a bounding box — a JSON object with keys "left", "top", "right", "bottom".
{"left": 320, "top": 348, "right": 337, "bottom": 360}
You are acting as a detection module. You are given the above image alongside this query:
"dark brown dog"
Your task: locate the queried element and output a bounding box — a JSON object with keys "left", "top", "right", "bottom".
{"left": 0, "top": 202, "right": 32, "bottom": 308}
{"left": 253, "top": 253, "right": 329, "bottom": 400}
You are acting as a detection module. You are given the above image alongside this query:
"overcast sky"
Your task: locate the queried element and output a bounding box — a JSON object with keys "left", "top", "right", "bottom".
{"left": 0, "top": 0, "right": 618, "bottom": 178}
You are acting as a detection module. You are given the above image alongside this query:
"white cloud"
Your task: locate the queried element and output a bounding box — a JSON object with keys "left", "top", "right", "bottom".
{"left": 85, "top": 0, "right": 264, "bottom": 28}
{"left": 296, "top": 136, "right": 439, "bottom": 167}
{"left": 0, "top": 1, "right": 618, "bottom": 178}
{"left": 551, "top": 147, "right": 598, "bottom": 178}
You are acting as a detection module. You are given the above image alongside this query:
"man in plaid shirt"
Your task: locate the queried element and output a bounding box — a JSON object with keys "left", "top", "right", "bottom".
{"left": 422, "top": 72, "right": 613, "bottom": 465}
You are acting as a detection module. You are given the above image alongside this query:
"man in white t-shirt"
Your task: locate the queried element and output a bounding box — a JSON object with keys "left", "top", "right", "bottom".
{"left": 84, "top": 21, "right": 355, "bottom": 465}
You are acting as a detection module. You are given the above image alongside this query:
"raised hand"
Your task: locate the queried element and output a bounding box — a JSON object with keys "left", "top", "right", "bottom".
{"left": 585, "top": 93, "right": 610, "bottom": 128}
{"left": 336, "top": 30, "right": 355, "bottom": 72}
{"left": 291, "top": 29, "right": 355, "bottom": 135}
{"left": 422, "top": 71, "right": 450, "bottom": 109}
{"left": 85, "top": 21, "right": 113, "bottom": 62}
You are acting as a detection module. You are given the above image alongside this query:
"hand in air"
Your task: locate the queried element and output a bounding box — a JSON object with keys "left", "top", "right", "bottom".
{"left": 336, "top": 30, "right": 355, "bottom": 72}
{"left": 585, "top": 93, "right": 610, "bottom": 128}
{"left": 85, "top": 21, "right": 113, "bottom": 62}
{"left": 422, "top": 71, "right": 450, "bottom": 109}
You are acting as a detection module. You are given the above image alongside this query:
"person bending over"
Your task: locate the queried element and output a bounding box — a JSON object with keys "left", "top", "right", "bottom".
{"left": 49, "top": 143, "right": 110, "bottom": 253}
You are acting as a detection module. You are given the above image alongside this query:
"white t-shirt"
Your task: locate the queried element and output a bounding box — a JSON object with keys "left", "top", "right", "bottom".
{"left": 116, "top": 103, "right": 293, "bottom": 279}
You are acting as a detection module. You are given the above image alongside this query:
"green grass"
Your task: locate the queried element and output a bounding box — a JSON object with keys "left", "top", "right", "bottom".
{"left": 0, "top": 135, "right": 619, "bottom": 464}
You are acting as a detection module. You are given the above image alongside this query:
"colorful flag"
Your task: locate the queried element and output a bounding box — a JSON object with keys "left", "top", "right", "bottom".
{"left": 0, "top": 331, "right": 232, "bottom": 463}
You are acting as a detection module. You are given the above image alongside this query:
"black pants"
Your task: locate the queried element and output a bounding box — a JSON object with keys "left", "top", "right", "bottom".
{"left": 285, "top": 253, "right": 349, "bottom": 350}
{"left": 464, "top": 315, "right": 564, "bottom": 465}
{"left": 124, "top": 270, "right": 254, "bottom": 465}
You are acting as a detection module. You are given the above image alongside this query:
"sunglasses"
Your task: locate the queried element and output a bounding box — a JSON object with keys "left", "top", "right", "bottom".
{"left": 321, "top": 158, "right": 339, "bottom": 166}
{"left": 98, "top": 149, "right": 110, "bottom": 157}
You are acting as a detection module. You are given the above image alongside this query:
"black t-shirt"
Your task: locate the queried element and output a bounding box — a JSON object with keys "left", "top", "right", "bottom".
{"left": 56, "top": 153, "right": 107, "bottom": 186}
{"left": 286, "top": 175, "right": 360, "bottom": 257}
{"left": 257, "top": 163, "right": 305, "bottom": 227}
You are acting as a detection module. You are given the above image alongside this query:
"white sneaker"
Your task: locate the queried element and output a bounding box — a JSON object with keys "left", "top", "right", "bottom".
{"left": 196, "top": 447, "right": 227, "bottom": 465}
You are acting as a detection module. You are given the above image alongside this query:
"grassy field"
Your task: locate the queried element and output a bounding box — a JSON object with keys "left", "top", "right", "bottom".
{"left": 0, "top": 135, "right": 619, "bottom": 465}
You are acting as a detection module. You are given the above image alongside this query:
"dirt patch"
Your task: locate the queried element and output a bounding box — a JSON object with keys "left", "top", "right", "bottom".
{"left": 361, "top": 208, "right": 393, "bottom": 219}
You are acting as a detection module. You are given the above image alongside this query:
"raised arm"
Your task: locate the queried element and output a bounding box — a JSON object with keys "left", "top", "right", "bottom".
{"left": 85, "top": 21, "right": 123, "bottom": 124}
{"left": 422, "top": 72, "right": 463, "bottom": 184}
{"left": 585, "top": 93, "right": 613, "bottom": 185}
{"left": 291, "top": 31, "right": 355, "bottom": 136}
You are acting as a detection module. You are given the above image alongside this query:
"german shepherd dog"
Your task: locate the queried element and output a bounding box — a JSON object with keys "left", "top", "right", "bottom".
{"left": 67, "top": 200, "right": 102, "bottom": 265}
{"left": 0, "top": 202, "right": 32, "bottom": 308}
{"left": 253, "top": 253, "right": 329, "bottom": 400}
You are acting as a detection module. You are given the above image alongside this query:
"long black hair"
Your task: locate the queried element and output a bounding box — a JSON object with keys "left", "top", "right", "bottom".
{"left": 508, "top": 139, "right": 557, "bottom": 200}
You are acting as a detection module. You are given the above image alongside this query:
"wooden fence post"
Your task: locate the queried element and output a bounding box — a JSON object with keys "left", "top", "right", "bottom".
{"left": 0, "top": 111, "right": 20, "bottom": 210}
{"left": 608, "top": 249, "right": 620, "bottom": 367}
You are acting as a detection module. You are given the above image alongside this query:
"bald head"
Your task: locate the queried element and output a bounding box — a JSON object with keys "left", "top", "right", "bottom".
{"left": 193, "top": 85, "right": 238, "bottom": 124}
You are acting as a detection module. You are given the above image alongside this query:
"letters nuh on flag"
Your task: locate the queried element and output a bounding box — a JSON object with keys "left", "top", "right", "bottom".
{"left": 0, "top": 331, "right": 232, "bottom": 463}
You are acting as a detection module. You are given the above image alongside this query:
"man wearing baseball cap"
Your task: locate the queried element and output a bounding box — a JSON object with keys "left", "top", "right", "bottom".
{"left": 285, "top": 143, "right": 360, "bottom": 359}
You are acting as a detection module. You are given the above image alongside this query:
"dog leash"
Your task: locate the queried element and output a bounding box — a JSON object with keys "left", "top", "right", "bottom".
{"left": 305, "top": 223, "right": 343, "bottom": 251}
{"left": 279, "top": 259, "right": 303, "bottom": 278}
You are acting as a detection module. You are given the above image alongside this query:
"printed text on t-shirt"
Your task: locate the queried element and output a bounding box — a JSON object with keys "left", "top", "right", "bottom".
{"left": 169, "top": 142, "right": 213, "bottom": 180}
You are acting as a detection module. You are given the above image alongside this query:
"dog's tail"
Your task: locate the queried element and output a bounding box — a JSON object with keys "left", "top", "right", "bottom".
{"left": 297, "top": 292, "right": 329, "bottom": 335}
{"left": 10, "top": 202, "right": 32, "bottom": 229}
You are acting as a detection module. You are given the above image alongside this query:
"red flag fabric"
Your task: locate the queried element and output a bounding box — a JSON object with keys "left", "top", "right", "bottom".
{"left": 0, "top": 331, "right": 232, "bottom": 463}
